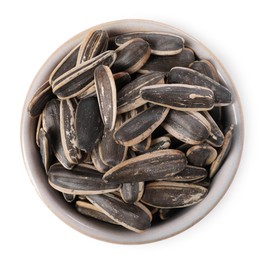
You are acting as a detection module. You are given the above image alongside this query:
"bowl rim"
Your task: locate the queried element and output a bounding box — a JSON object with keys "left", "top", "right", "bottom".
{"left": 21, "top": 19, "right": 244, "bottom": 244}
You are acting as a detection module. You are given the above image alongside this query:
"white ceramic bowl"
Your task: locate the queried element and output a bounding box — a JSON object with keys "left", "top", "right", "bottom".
{"left": 21, "top": 19, "right": 244, "bottom": 244}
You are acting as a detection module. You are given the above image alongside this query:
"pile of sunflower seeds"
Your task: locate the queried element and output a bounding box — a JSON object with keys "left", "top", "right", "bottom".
{"left": 28, "top": 29, "right": 234, "bottom": 233}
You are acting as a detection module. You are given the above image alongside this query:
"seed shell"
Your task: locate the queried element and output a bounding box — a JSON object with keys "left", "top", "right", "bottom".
{"left": 48, "top": 163, "right": 120, "bottom": 195}
{"left": 162, "top": 110, "right": 211, "bottom": 145}
{"left": 63, "top": 193, "right": 76, "bottom": 203}
{"left": 140, "top": 84, "right": 215, "bottom": 111}
{"left": 113, "top": 72, "right": 131, "bottom": 91}
{"left": 103, "top": 149, "right": 187, "bottom": 184}
{"left": 75, "top": 97, "right": 104, "bottom": 154}
{"left": 141, "top": 181, "right": 208, "bottom": 208}
{"left": 168, "top": 67, "right": 232, "bottom": 106}
{"left": 111, "top": 38, "right": 151, "bottom": 74}
{"left": 115, "top": 31, "right": 184, "bottom": 56}
{"left": 36, "top": 114, "right": 43, "bottom": 147}
{"left": 39, "top": 128, "right": 53, "bottom": 173}
{"left": 138, "top": 48, "right": 195, "bottom": 73}
{"left": 91, "top": 143, "right": 110, "bottom": 173}
{"left": 120, "top": 182, "right": 145, "bottom": 204}
{"left": 86, "top": 193, "right": 152, "bottom": 232}
{"left": 94, "top": 65, "right": 117, "bottom": 131}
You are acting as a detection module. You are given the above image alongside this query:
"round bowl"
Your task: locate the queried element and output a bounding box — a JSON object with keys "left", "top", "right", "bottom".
{"left": 21, "top": 19, "right": 244, "bottom": 244}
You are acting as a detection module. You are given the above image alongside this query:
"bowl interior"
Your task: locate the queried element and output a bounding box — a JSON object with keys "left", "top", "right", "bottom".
{"left": 21, "top": 19, "right": 243, "bottom": 244}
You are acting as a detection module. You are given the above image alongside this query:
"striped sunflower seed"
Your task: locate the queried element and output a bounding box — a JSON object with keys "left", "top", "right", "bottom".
{"left": 140, "top": 84, "right": 215, "bottom": 111}
{"left": 120, "top": 182, "right": 145, "bottom": 204}
{"left": 186, "top": 143, "right": 217, "bottom": 167}
{"left": 168, "top": 67, "right": 232, "bottom": 106}
{"left": 189, "top": 60, "right": 219, "bottom": 82}
{"left": 35, "top": 113, "right": 42, "bottom": 147}
{"left": 52, "top": 50, "right": 116, "bottom": 99}
{"left": 75, "top": 200, "right": 118, "bottom": 225}
{"left": 91, "top": 143, "right": 110, "bottom": 173}
{"left": 94, "top": 65, "right": 117, "bottom": 131}
{"left": 141, "top": 181, "right": 208, "bottom": 208}
{"left": 63, "top": 193, "right": 76, "bottom": 203}
{"left": 113, "top": 72, "right": 131, "bottom": 91}
{"left": 103, "top": 149, "right": 187, "bottom": 184}
{"left": 39, "top": 128, "right": 53, "bottom": 173}
{"left": 114, "top": 105, "right": 169, "bottom": 147}
{"left": 75, "top": 97, "right": 103, "bottom": 154}
{"left": 86, "top": 193, "right": 152, "bottom": 232}
{"left": 162, "top": 110, "right": 211, "bottom": 145}
{"left": 111, "top": 38, "right": 151, "bottom": 74}
{"left": 115, "top": 31, "right": 184, "bottom": 56}
{"left": 117, "top": 71, "right": 165, "bottom": 114}
{"left": 48, "top": 163, "right": 120, "bottom": 195}
{"left": 138, "top": 48, "right": 195, "bottom": 73}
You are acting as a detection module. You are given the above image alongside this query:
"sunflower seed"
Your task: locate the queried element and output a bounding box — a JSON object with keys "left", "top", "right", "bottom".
{"left": 141, "top": 181, "right": 208, "bottom": 208}
{"left": 94, "top": 65, "right": 117, "bottom": 131}
{"left": 39, "top": 128, "right": 53, "bottom": 173}
{"left": 49, "top": 44, "right": 80, "bottom": 84}
{"left": 117, "top": 71, "right": 165, "bottom": 114}
{"left": 77, "top": 30, "right": 109, "bottom": 64}
{"left": 140, "top": 84, "right": 215, "bottom": 111}
{"left": 75, "top": 97, "right": 103, "bottom": 154}
{"left": 159, "top": 208, "right": 181, "bottom": 220}
{"left": 202, "top": 111, "right": 224, "bottom": 147}
{"left": 115, "top": 32, "right": 184, "bottom": 56}
{"left": 60, "top": 99, "right": 81, "bottom": 164}
{"left": 36, "top": 114, "right": 42, "bottom": 147}
{"left": 210, "top": 125, "right": 234, "bottom": 178}
{"left": 138, "top": 48, "right": 195, "bottom": 73}
{"left": 63, "top": 193, "right": 76, "bottom": 203}
{"left": 113, "top": 72, "right": 131, "bottom": 91}
{"left": 162, "top": 110, "right": 211, "bottom": 144}
{"left": 131, "top": 136, "right": 152, "bottom": 152}
{"left": 76, "top": 82, "right": 96, "bottom": 99}
{"left": 91, "top": 143, "right": 110, "bottom": 173}
{"left": 114, "top": 106, "right": 169, "bottom": 147}
{"left": 168, "top": 67, "right": 232, "bottom": 106}
{"left": 186, "top": 143, "right": 217, "bottom": 167}
{"left": 48, "top": 163, "right": 120, "bottom": 195}
{"left": 52, "top": 50, "right": 116, "bottom": 99}
{"left": 148, "top": 136, "right": 171, "bottom": 151}
{"left": 86, "top": 193, "right": 152, "bottom": 232}
{"left": 28, "top": 81, "right": 55, "bottom": 117}
{"left": 76, "top": 200, "right": 118, "bottom": 225}
{"left": 189, "top": 60, "right": 219, "bottom": 82}
{"left": 161, "top": 165, "right": 207, "bottom": 182}
{"left": 120, "top": 182, "right": 144, "bottom": 204}
{"left": 42, "top": 99, "right": 73, "bottom": 169}
{"left": 111, "top": 38, "right": 151, "bottom": 74}
{"left": 103, "top": 149, "right": 187, "bottom": 184}
{"left": 98, "top": 115, "right": 127, "bottom": 167}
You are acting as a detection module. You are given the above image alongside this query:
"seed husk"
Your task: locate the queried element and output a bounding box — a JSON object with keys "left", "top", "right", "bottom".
{"left": 189, "top": 60, "right": 219, "bottom": 82}
{"left": 39, "top": 128, "right": 53, "bottom": 173}
{"left": 91, "top": 143, "right": 110, "bottom": 173}
{"left": 162, "top": 165, "right": 208, "bottom": 182}
{"left": 141, "top": 181, "right": 208, "bottom": 208}
{"left": 60, "top": 99, "right": 81, "bottom": 164}
{"left": 140, "top": 84, "right": 215, "bottom": 111}
{"left": 28, "top": 81, "right": 55, "bottom": 117}
{"left": 36, "top": 114, "right": 42, "bottom": 147}
{"left": 86, "top": 193, "right": 152, "bottom": 232}
{"left": 168, "top": 67, "right": 232, "bottom": 106}
{"left": 48, "top": 163, "right": 120, "bottom": 195}
{"left": 114, "top": 105, "right": 169, "bottom": 147}
{"left": 117, "top": 71, "right": 165, "bottom": 114}
{"left": 63, "top": 193, "right": 76, "bottom": 203}
{"left": 75, "top": 97, "right": 103, "bottom": 154}
{"left": 49, "top": 44, "right": 80, "bottom": 84}
{"left": 94, "top": 65, "right": 117, "bottom": 131}
{"left": 52, "top": 50, "right": 116, "bottom": 99}
{"left": 120, "top": 182, "right": 144, "bottom": 204}
{"left": 148, "top": 136, "right": 171, "bottom": 152}
{"left": 42, "top": 99, "right": 73, "bottom": 169}
{"left": 138, "top": 48, "right": 195, "bottom": 73}
{"left": 103, "top": 149, "right": 187, "bottom": 184}
{"left": 77, "top": 30, "right": 109, "bottom": 64}
{"left": 115, "top": 31, "right": 184, "bottom": 56}
{"left": 76, "top": 82, "right": 96, "bottom": 99}
{"left": 75, "top": 200, "right": 118, "bottom": 225}
{"left": 210, "top": 125, "right": 234, "bottom": 178}
{"left": 162, "top": 110, "right": 211, "bottom": 145}
{"left": 186, "top": 144, "right": 217, "bottom": 167}
{"left": 111, "top": 38, "right": 151, "bottom": 74}
{"left": 202, "top": 111, "right": 224, "bottom": 147}
{"left": 113, "top": 72, "right": 131, "bottom": 91}
{"left": 98, "top": 115, "right": 127, "bottom": 167}
{"left": 131, "top": 136, "right": 152, "bottom": 152}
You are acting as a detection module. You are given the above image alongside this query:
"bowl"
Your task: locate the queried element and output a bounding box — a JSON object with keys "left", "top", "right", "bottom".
{"left": 21, "top": 19, "right": 244, "bottom": 244}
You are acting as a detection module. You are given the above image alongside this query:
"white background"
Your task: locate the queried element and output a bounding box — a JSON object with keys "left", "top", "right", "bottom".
{"left": 1, "top": 0, "right": 264, "bottom": 259}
